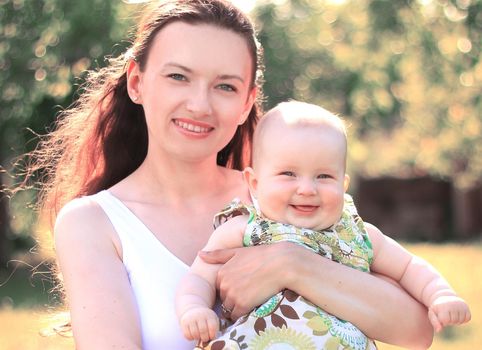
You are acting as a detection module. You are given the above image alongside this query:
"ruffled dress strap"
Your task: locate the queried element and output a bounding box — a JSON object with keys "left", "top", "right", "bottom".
{"left": 331, "top": 193, "right": 374, "bottom": 267}
{"left": 335, "top": 193, "right": 368, "bottom": 235}
{"left": 213, "top": 198, "right": 256, "bottom": 229}
{"left": 304, "top": 193, "right": 373, "bottom": 271}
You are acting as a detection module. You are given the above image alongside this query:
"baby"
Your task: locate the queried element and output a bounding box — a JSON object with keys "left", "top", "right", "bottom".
{"left": 176, "top": 100, "right": 471, "bottom": 349}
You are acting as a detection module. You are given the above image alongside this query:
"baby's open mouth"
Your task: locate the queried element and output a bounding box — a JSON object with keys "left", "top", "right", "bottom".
{"left": 291, "top": 205, "right": 318, "bottom": 212}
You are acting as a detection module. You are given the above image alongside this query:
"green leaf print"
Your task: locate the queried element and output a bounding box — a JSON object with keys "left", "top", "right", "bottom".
{"left": 303, "top": 310, "right": 318, "bottom": 319}
{"left": 306, "top": 316, "right": 329, "bottom": 334}
{"left": 325, "top": 336, "right": 342, "bottom": 350}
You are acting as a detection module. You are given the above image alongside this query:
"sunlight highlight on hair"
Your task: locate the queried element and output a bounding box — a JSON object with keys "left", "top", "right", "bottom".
{"left": 122, "top": 0, "right": 257, "bottom": 12}
{"left": 230, "top": 0, "right": 257, "bottom": 13}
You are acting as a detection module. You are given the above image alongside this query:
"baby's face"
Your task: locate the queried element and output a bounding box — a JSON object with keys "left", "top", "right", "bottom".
{"left": 248, "top": 123, "right": 348, "bottom": 231}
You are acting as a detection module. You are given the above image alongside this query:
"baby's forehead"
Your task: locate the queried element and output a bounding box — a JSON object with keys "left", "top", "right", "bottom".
{"left": 252, "top": 101, "right": 347, "bottom": 167}
{"left": 259, "top": 103, "right": 345, "bottom": 137}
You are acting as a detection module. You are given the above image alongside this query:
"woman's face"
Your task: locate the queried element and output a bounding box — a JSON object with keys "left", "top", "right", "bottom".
{"left": 128, "top": 22, "right": 256, "bottom": 164}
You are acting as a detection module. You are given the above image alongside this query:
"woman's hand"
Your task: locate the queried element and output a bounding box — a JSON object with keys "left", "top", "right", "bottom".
{"left": 198, "top": 242, "right": 298, "bottom": 320}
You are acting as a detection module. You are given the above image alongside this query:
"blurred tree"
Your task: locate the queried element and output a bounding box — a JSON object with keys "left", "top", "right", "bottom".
{"left": 0, "top": 0, "right": 134, "bottom": 265}
{"left": 253, "top": 0, "right": 481, "bottom": 188}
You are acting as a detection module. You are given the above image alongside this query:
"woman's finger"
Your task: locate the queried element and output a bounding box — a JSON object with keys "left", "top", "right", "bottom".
{"left": 198, "top": 248, "right": 238, "bottom": 264}
{"left": 231, "top": 304, "right": 245, "bottom": 321}
{"left": 220, "top": 302, "right": 234, "bottom": 320}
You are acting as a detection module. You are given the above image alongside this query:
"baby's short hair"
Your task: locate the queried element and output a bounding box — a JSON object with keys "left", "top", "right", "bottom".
{"left": 252, "top": 100, "right": 347, "bottom": 166}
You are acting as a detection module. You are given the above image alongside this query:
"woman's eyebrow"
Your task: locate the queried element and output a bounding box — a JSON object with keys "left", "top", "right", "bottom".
{"left": 163, "top": 62, "right": 192, "bottom": 72}
{"left": 217, "top": 74, "right": 245, "bottom": 83}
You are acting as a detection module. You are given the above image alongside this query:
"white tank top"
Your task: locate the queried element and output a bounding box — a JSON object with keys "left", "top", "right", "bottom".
{"left": 89, "top": 190, "right": 195, "bottom": 349}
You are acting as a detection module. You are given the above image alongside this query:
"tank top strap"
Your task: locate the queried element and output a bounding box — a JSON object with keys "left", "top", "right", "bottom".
{"left": 88, "top": 190, "right": 155, "bottom": 245}
{"left": 88, "top": 190, "right": 188, "bottom": 268}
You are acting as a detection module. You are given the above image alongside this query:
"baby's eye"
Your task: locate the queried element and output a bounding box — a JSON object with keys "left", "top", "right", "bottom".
{"left": 217, "top": 84, "right": 237, "bottom": 92}
{"left": 317, "top": 174, "right": 332, "bottom": 179}
{"left": 167, "top": 73, "right": 187, "bottom": 81}
{"left": 280, "top": 171, "right": 296, "bottom": 177}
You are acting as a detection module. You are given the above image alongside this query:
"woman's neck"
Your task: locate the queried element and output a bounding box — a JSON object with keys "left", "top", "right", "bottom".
{"left": 118, "top": 151, "right": 235, "bottom": 206}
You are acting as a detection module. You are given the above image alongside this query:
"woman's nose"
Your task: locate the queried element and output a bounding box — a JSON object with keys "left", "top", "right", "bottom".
{"left": 186, "top": 84, "right": 212, "bottom": 116}
{"left": 296, "top": 178, "right": 317, "bottom": 195}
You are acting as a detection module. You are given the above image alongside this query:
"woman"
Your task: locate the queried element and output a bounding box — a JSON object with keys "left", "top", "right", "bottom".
{"left": 31, "top": 0, "right": 433, "bottom": 349}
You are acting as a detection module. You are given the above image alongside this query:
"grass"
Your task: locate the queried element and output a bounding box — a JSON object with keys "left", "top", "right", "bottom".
{"left": 0, "top": 242, "right": 480, "bottom": 349}
{"left": 0, "top": 309, "right": 74, "bottom": 350}
{"left": 0, "top": 264, "right": 74, "bottom": 349}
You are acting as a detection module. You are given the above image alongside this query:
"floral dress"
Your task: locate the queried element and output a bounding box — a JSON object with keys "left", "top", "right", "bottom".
{"left": 196, "top": 194, "right": 377, "bottom": 350}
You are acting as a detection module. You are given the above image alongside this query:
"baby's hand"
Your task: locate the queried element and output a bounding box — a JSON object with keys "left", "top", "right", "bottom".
{"left": 428, "top": 295, "right": 471, "bottom": 332}
{"left": 180, "top": 307, "right": 219, "bottom": 342}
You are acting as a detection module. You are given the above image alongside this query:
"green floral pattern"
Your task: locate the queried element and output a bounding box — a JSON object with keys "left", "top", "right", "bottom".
{"left": 249, "top": 326, "right": 317, "bottom": 350}
{"left": 199, "top": 194, "right": 376, "bottom": 350}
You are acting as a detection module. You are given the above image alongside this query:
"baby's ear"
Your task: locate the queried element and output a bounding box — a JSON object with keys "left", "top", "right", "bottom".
{"left": 243, "top": 167, "right": 258, "bottom": 197}
{"left": 344, "top": 174, "right": 350, "bottom": 191}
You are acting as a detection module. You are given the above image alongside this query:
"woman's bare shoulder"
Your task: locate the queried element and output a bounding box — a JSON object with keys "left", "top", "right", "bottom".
{"left": 55, "top": 196, "right": 105, "bottom": 230}
{"left": 54, "top": 195, "right": 121, "bottom": 256}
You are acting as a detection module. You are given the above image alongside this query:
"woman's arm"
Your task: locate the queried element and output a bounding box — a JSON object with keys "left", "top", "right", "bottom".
{"left": 199, "top": 242, "right": 434, "bottom": 349}
{"left": 54, "top": 199, "right": 142, "bottom": 350}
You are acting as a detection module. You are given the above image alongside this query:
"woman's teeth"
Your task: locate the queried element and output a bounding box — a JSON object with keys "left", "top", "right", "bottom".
{"left": 175, "top": 120, "right": 211, "bottom": 133}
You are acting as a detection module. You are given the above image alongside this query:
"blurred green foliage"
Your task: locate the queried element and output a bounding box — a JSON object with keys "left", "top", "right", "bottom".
{"left": 0, "top": 0, "right": 131, "bottom": 154}
{"left": 0, "top": 0, "right": 481, "bottom": 262}
{"left": 0, "top": 0, "right": 134, "bottom": 263}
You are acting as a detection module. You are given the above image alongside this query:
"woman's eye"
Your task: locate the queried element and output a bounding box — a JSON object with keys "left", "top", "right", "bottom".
{"left": 217, "top": 84, "right": 237, "bottom": 92}
{"left": 167, "top": 73, "right": 187, "bottom": 81}
{"left": 280, "top": 171, "right": 295, "bottom": 177}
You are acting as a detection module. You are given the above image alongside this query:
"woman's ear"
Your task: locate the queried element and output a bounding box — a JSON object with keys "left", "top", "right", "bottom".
{"left": 126, "top": 60, "right": 142, "bottom": 104}
{"left": 344, "top": 174, "right": 350, "bottom": 191}
{"left": 239, "top": 88, "right": 257, "bottom": 125}
{"left": 243, "top": 167, "right": 258, "bottom": 197}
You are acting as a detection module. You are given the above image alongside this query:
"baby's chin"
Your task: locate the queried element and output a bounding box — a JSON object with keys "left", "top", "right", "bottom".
{"left": 310, "top": 222, "right": 336, "bottom": 231}
{"left": 308, "top": 216, "right": 341, "bottom": 231}
{"left": 285, "top": 219, "right": 336, "bottom": 231}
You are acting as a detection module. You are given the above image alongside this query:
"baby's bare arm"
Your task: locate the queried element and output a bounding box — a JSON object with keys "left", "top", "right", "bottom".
{"left": 175, "top": 215, "right": 249, "bottom": 340}
{"left": 368, "top": 223, "right": 471, "bottom": 331}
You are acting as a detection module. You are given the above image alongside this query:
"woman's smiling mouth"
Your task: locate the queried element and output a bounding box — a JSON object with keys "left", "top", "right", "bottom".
{"left": 173, "top": 119, "right": 214, "bottom": 133}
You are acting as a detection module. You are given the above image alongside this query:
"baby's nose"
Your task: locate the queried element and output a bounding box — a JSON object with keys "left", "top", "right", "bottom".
{"left": 296, "top": 178, "right": 317, "bottom": 195}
